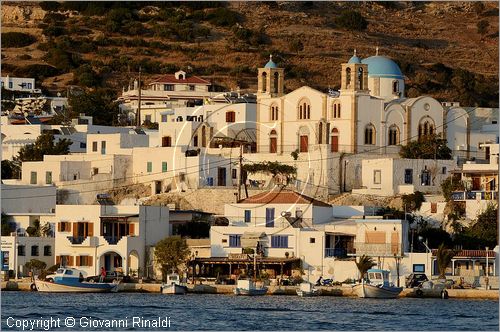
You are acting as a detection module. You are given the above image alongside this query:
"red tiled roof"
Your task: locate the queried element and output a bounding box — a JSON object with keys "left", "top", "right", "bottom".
{"left": 431, "top": 249, "right": 496, "bottom": 258}
{"left": 238, "top": 189, "right": 331, "bottom": 207}
{"left": 150, "top": 74, "right": 210, "bottom": 85}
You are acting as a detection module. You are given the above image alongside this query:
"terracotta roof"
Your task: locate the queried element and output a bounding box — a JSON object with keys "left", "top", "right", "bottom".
{"left": 150, "top": 74, "right": 210, "bottom": 85}
{"left": 238, "top": 189, "right": 331, "bottom": 207}
{"left": 431, "top": 249, "right": 496, "bottom": 258}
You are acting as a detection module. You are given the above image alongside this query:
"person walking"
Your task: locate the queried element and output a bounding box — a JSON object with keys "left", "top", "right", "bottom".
{"left": 99, "top": 267, "right": 106, "bottom": 283}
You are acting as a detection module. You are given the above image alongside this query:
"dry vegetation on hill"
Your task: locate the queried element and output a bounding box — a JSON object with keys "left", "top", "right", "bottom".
{"left": 1, "top": 1, "right": 498, "bottom": 107}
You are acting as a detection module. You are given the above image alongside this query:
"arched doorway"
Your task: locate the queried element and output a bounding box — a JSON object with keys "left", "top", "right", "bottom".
{"left": 331, "top": 128, "right": 339, "bottom": 152}
{"left": 128, "top": 250, "right": 140, "bottom": 277}
{"left": 100, "top": 251, "right": 123, "bottom": 274}
{"left": 269, "top": 129, "right": 278, "bottom": 153}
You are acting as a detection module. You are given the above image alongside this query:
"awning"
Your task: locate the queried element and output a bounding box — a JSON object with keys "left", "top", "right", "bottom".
{"left": 241, "top": 232, "right": 266, "bottom": 248}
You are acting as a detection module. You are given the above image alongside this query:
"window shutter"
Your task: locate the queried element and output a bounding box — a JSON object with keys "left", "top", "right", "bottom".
{"left": 56, "top": 256, "right": 61, "bottom": 265}
{"left": 57, "top": 223, "right": 61, "bottom": 232}
{"left": 68, "top": 256, "right": 74, "bottom": 266}
{"left": 68, "top": 222, "right": 72, "bottom": 232}
{"left": 88, "top": 223, "right": 94, "bottom": 237}
{"left": 76, "top": 256, "right": 81, "bottom": 267}
{"left": 73, "top": 223, "right": 78, "bottom": 238}
{"left": 129, "top": 224, "right": 135, "bottom": 236}
{"left": 89, "top": 257, "right": 93, "bottom": 267}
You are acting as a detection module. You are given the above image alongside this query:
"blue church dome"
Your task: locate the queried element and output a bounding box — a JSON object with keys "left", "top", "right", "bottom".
{"left": 264, "top": 55, "right": 277, "bottom": 68}
{"left": 348, "top": 55, "right": 361, "bottom": 64}
{"left": 361, "top": 56, "right": 403, "bottom": 79}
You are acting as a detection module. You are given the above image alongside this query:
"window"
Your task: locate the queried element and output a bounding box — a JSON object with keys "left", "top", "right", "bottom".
{"left": 80, "top": 142, "right": 86, "bottom": 149}
{"left": 388, "top": 125, "right": 399, "bottom": 146}
{"left": 59, "top": 222, "right": 71, "bottom": 232}
{"left": 225, "top": 111, "right": 235, "bottom": 123}
{"left": 310, "top": 238, "right": 316, "bottom": 244}
{"left": 431, "top": 203, "right": 437, "bottom": 214}
{"left": 392, "top": 80, "right": 399, "bottom": 94}
{"left": 421, "top": 169, "right": 431, "bottom": 186}
{"left": 162, "top": 136, "right": 172, "bottom": 147}
{"left": 232, "top": 169, "right": 237, "bottom": 179}
{"left": 18, "top": 245, "right": 25, "bottom": 256}
{"left": 261, "top": 72, "right": 267, "bottom": 92}
{"left": 162, "top": 162, "right": 168, "bottom": 172}
{"left": 298, "top": 100, "right": 311, "bottom": 120}
{"left": 404, "top": 169, "right": 413, "bottom": 184}
{"left": 45, "top": 171, "right": 52, "bottom": 184}
{"left": 442, "top": 167, "right": 447, "bottom": 175}
{"left": 364, "top": 124, "right": 376, "bottom": 145}
{"left": 77, "top": 256, "right": 92, "bottom": 267}
{"left": 147, "top": 162, "right": 152, "bottom": 173}
{"left": 161, "top": 114, "right": 168, "bottom": 122}
{"left": 332, "top": 103, "right": 341, "bottom": 118}
{"left": 9, "top": 82, "right": 13, "bottom": 89}
{"left": 30, "top": 171, "right": 37, "bottom": 184}
{"left": 44, "top": 245, "right": 52, "bottom": 256}
{"left": 271, "top": 235, "right": 288, "bottom": 248}
{"left": 373, "top": 170, "right": 381, "bottom": 185}
{"left": 27, "top": 83, "right": 32, "bottom": 89}
{"left": 413, "top": 264, "right": 425, "bottom": 273}
{"left": 189, "top": 85, "right": 195, "bottom": 91}
{"left": 270, "top": 105, "right": 279, "bottom": 121}
{"left": 92, "top": 167, "right": 99, "bottom": 175}
{"left": 265, "top": 208, "right": 275, "bottom": 227}
{"left": 145, "top": 115, "right": 152, "bottom": 122}
{"left": 228, "top": 235, "right": 241, "bottom": 248}
{"left": 100, "top": 141, "right": 106, "bottom": 155}
{"left": 345, "top": 68, "right": 351, "bottom": 87}
{"left": 418, "top": 119, "right": 435, "bottom": 140}
{"left": 164, "top": 84, "right": 174, "bottom": 91}
{"left": 357, "top": 67, "right": 364, "bottom": 90}
{"left": 31, "top": 245, "right": 39, "bottom": 256}
{"left": 244, "top": 210, "right": 251, "bottom": 223}
{"left": 92, "top": 141, "right": 98, "bottom": 152}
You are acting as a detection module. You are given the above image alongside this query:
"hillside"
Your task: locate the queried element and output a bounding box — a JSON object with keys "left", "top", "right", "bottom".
{"left": 1, "top": 1, "right": 498, "bottom": 107}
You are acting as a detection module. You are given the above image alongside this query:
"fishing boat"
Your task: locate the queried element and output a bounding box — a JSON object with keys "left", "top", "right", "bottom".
{"left": 34, "top": 268, "right": 118, "bottom": 293}
{"left": 353, "top": 269, "right": 403, "bottom": 299}
{"left": 296, "top": 282, "right": 319, "bottom": 297}
{"left": 160, "top": 273, "right": 187, "bottom": 295}
{"left": 234, "top": 279, "right": 268, "bottom": 296}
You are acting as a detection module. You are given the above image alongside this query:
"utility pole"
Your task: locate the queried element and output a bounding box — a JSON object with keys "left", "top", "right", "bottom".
{"left": 136, "top": 67, "right": 142, "bottom": 128}
{"left": 237, "top": 144, "right": 243, "bottom": 201}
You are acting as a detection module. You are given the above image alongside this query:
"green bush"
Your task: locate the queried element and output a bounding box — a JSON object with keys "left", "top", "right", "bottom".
{"left": 477, "top": 20, "right": 489, "bottom": 35}
{"left": 14, "top": 64, "right": 60, "bottom": 81}
{"left": 206, "top": 7, "right": 240, "bottom": 27}
{"left": 1, "top": 32, "right": 37, "bottom": 48}
{"left": 402, "top": 191, "right": 425, "bottom": 212}
{"left": 335, "top": 10, "right": 368, "bottom": 31}
{"left": 39, "top": 1, "right": 61, "bottom": 12}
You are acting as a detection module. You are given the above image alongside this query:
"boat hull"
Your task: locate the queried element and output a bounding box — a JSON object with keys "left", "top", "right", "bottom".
{"left": 161, "top": 284, "right": 187, "bottom": 295}
{"left": 35, "top": 279, "right": 117, "bottom": 293}
{"left": 353, "top": 284, "right": 402, "bottom": 299}
{"left": 234, "top": 287, "right": 268, "bottom": 296}
{"left": 296, "top": 289, "right": 318, "bottom": 297}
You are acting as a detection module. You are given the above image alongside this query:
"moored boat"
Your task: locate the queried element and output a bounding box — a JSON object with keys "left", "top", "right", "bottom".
{"left": 353, "top": 269, "right": 402, "bottom": 299}
{"left": 296, "top": 282, "right": 319, "bottom": 297}
{"left": 35, "top": 268, "right": 118, "bottom": 293}
{"left": 234, "top": 279, "right": 268, "bottom": 296}
{"left": 160, "top": 273, "right": 187, "bottom": 295}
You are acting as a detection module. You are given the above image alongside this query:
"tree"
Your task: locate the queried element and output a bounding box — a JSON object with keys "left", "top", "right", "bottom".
{"left": 334, "top": 10, "right": 368, "bottom": 31}
{"left": 242, "top": 161, "right": 297, "bottom": 185}
{"left": 467, "top": 204, "right": 498, "bottom": 248}
{"left": 401, "top": 191, "right": 425, "bottom": 212}
{"left": 355, "top": 255, "right": 376, "bottom": 281}
{"left": 477, "top": 20, "right": 489, "bottom": 35}
{"left": 1, "top": 160, "right": 20, "bottom": 179}
{"left": 1, "top": 214, "right": 15, "bottom": 236}
{"left": 441, "top": 175, "right": 465, "bottom": 201}
{"left": 435, "top": 243, "right": 455, "bottom": 279}
{"left": 15, "top": 133, "right": 71, "bottom": 162}
{"left": 68, "top": 89, "right": 119, "bottom": 126}
{"left": 154, "top": 236, "right": 190, "bottom": 280}
{"left": 399, "top": 134, "right": 452, "bottom": 160}
{"left": 25, "top": 259, "right": 47, "bottom": 276}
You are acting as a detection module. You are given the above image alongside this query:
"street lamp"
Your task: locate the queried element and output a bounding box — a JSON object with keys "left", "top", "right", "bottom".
{"left": 94, "top": 243, "right": 105, "bottom": 276}
{"left": 393, "top": 253, "right": 402, "bottom": 287}
{"left": 486, "top": 246, "right": 489, "bottom": 289}
{"left": 418, "top": 236, "right": 431, "bottom": 277}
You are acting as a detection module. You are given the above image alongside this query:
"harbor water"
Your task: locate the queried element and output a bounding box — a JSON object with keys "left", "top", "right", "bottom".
{"left": 1, "top": 292, "right": 498, "bottom": 331}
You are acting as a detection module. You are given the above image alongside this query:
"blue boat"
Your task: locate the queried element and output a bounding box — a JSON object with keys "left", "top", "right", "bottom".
{"left": 34, "top": 268, "right": 119, "bottom": 293}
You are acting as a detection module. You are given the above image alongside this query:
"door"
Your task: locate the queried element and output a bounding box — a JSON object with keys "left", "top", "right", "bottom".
{"left": 155, "top": 181, "right": 162, "bottom": 194}
{"left": 162, "top": 136, "right": 172, "bottom": 147}
{"left": 105, "top": 255, "right": 111, "bottom": 272}
{"left": 472, "top": 177, "right": 481, "bottom": 190}
{"left": 331, "top": 135, "right": 338, "bottom": 152}
{"left": 217, "top": 167, "right": 226, "bottom": 186}
{"left": 265, "top": 208, "right": 275, "bottom": 227}
{"left": 270, "top": 137, "right": 277, "bottom": 153}
{"left": 300, "top": 135, "right": 308, "bottom": 152}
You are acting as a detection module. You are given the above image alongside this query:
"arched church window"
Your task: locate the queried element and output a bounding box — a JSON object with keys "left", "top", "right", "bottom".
{"left": 262, "top": 72, "right": 267, "bottom": 92}
{"left": 298, "top": 99, "right": 311, "bottom": 120}
{"left": 331, "top": 128, "right": 339, "bottom": 152}
{"left": 270, "top": 105, "right": 279, "bottom": 121}
{"left": 418, "top": 118, "right": 435, "bottom": 140}
{"left": 346, "top": 68, "right": 351, "bottom": 87}
{"left": 318, "top": 122, "right": 323, "bottom": 144}
{"left": 357, "top": 67, "right": 364, "bottom": 90}
{"left": 392, "top": 80, "right": 399, "bottom": 94}
{"left": 273, "top": 72, "right": 279, "bottom": 93}
{"left": 364, "top": 124, "right": 376, "bottom": 145}
{"left": 388, "top": 125, "right": 400, "bottom": 146}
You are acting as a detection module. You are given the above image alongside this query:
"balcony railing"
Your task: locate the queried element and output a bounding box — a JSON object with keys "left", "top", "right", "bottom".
{"left": 451, "top": 191, "right": 498, "bottom": 201}
{"left": 325, "top": 248, "right": 353, "bottom": 258}
{"left": 66, "top": 236, "right": 85, "bottom": 245}
{"left": 354, "top": 243, "right": 401, "bottom": 256}
{"left": 104, "top": 236, "right": 120, "bottom": 245}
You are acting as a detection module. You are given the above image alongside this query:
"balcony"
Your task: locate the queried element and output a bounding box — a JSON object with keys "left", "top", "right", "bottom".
{"left": 324, "top": 248, "right": 353, "bottom": 258}
{"left": 104, "top": 236, "right": 120, "bottom": 245}
{"left": 354, "top": 243, "right": 401, "bottom": 256}
{"left": 66, "top": 236, "right": 86, "bottom": 245}
{"left": 451, "top": 191, "right": 498, "bottom": 201}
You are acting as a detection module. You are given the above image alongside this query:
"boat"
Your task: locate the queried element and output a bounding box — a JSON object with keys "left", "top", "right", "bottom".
{"left": 34, "top": 268, "right": 119, "bottom": 293}
{"left": 296, "top": 282, "right": 319, "bottom": 297}
{"left": 160, "top": 273, "right": 187, "bottom": 295}
{"left": 234, "top": 279, "right": 268, "bottom": 296}
{"left": 353, "top": 269, "right": 403, "bottom": 299}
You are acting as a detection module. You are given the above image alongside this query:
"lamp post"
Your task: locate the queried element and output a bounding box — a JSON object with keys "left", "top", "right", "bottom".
{"left": 419, "top": 236, "right": 431, "bottom": 277}
{"left": 393, "top": 253, "right": 402, "bottom": 287}
{"left": 486, "top": 246, "right": 489, "bottom": 289}
{"left": 94, "top": 243, "right": 105, "bottom": 276}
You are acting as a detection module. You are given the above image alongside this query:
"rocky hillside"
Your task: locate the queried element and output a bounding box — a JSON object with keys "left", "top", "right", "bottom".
{"left": 1, "top": 1, "right": 498, "bottom": 107}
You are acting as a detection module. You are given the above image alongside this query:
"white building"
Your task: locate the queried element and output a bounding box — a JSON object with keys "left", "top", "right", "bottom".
{"left": 53, "top": 204, "right": 169, "bottom": 278}
{"left": 352, "top": 158, "right": 458, "bottom": 196}
{"left": 1, "top": 76, "right": 39, "bottom": 93}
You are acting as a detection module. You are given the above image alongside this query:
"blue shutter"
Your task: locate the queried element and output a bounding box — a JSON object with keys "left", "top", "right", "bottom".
{"left": 266, "top": 208, "right": 275, "bottom": 227}
{"left": 244, "top": 210, "right": 251, "bottom": 223}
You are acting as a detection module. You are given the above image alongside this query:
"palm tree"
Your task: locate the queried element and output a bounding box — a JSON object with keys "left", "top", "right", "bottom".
{"left": 355, "top": 255, "right": 376, "bottom": 282}
{"left": 436, "top": 243, "right": 456, "bottom": 279}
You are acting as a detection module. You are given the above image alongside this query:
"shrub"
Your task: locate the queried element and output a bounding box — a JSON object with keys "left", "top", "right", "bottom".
{"left": 402, "top": 191, "right": 425, "bottom": 212}
{"left": 1, "top": 32, "right": 37, "bottom": 48}
{"left": 42, "top": 23, "right": 66, "bottom": 37}
{"left": 74, "top": 64, "right": 101, "bottom": 87}
{"left": 477, "top": 20, "right": 489, "bottom": 35}
{"left": 14, "top": 64, "right": 60, "bottom": 81}
{"left": 335, "top": 10, "right": 368, "bottom": 31}
{"left": 206, "top": 7, "right": 240, "bottom": 27}
{"left": 18, "top": 54, "right": 32, "bottom": 60}
{"left": 39, "top": 1, "right": 61, "bottom": 12}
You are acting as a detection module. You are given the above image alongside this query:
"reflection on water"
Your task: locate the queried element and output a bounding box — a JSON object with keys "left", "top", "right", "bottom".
{"left": 1, "top": 292, "right": 498, "bottom": 331}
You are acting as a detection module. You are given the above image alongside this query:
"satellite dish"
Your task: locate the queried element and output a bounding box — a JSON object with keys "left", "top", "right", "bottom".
{"left": 57, "top": 92, "right": 61, "bottom": 97}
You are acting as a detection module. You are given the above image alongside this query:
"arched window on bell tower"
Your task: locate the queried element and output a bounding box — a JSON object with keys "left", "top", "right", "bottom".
{"left": 261, "top": 72, "right": 267, "bottom": 93}
{"left": 346, "top": 68, "right": 352, "bottom": 88}
{"left": 273, "top": 72, "right": 279, "bottom": 93}
{"left": 357, "top": 67, "right": 364, "bottom": 90}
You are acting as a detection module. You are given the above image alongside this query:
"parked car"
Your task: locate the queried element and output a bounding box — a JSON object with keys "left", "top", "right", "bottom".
{"left": 86, "top": 271, "right": 131, "bottom": 283}
{"left": 405, "top": 273, "right": 429, "bottom": 288}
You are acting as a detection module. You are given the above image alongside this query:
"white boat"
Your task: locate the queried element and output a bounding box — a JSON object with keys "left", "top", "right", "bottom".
{"left": 34, "top": 268, "right": 118, "bottom": 293}
{"left": 234, "top": 279, "right": 268, "bottom": 296}
{"left": 296, "top": 282, "right": 319, "bottom": 297}
{"left": 160, "top": 273, "right": 187, "bottom": 295}
{"left": 353, "top": 269, "right": 403, "bottom": 299}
